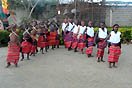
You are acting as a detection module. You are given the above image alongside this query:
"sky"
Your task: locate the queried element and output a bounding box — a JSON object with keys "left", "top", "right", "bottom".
{"left": 59, "top": 0, "right": 132, "bottom": 3}
{"left": 106, "top": 0, "right": 132, "bottom": 2}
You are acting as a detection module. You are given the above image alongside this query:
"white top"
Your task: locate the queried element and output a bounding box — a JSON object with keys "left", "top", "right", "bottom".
{"left": 73, "top": 25, "right": 79, "bottom": 34}
{"left": 79, "top": 26, "right": 86, "bottom": 34}
{"left": 109, "top": 31, "right": 121, "bottom": 43}
{"left": 86, "top": 27, "right": 94, "bottom": 37}
{"left": 98, "top": 28, "right": 107, "bottom": 39}
{"left": 62, "top": 23, "right": 68, "bottom": 31}
{"left": 67, "top": 22, "right": 75, "bottom": 32}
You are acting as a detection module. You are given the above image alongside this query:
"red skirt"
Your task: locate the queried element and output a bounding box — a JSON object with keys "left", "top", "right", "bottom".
{"left": 78, "top": 43, "right": 86, "bottom": 50}
{"left": 38, "top": 42, "right": 47, "bottom": 48}
{"left": 21, "top": 41, "right": 32, "bottom": 54}
{"left": 108, "top": 46, "right": 121, "bottom": 63}
{"left": 38, "top": 36, "right": 47, "bottom": 48}
{"left": 65, "top": 41, "right": 72, "bottom": 48}
{"left": 48, "top": 40, "right": 56, "bottom": 46}
{"left": 56, "top": 40, "right": 59, "bottom": 45}
{"left": 78, "top": 35, "right": 86, "bottom": 50}
{"left": 87, "top": 37, "right": 94, "bottom": 47}
{"left": 6, "top": 42, "right": 20, "bottom": 64}
{"left": 48, "top": 32, "right": 57, "bottom": 46}
{"left": 97, "top": 38, "right": 107, "bottom": 49}
{"left": 86, "top": 46, "right": 93, "bottom": 55}
{"left": 96, "top": 38, "right": 107, "bottom": 58}
{"left": 30, "top": 45, "right": 37, "bottom": 53}
{"left": 72, "top": 34, "right": 78, "bottom": 49}
{"left": 97, "top": 48, "right": 105, "bottom": 58}
{"left": 72, "top": 42, "right": 78, "bottom": 49}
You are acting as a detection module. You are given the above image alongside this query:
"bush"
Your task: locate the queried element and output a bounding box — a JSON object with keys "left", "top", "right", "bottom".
{"left": 0, "top": 29, "right": 24, "bottom": 47}
{"left": 1, "top": 27, "right": 132, "bottom": 47}
{"left": 94, "top": 27, "right": 132, "bottom": 43}
{"left": 0, "top": 30, "right": 10, "bottom": 46}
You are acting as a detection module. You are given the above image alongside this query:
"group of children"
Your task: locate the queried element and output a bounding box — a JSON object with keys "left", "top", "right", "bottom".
{"left": 5, "top": 17, "right": 128, "bottom": 68}
{"left": 6, "top": 20, "right": 60, "bottom": 68}
{"left": 62, "top": 17, "right": 128, "bottom": 68}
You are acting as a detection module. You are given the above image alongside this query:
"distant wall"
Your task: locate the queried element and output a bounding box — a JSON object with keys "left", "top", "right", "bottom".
{"left": 105, "top": 6, "right": 132, "bottom": 27}
{"left": 8, "top": 6, "right": 132, "bottom": 27}
{"left": 8, "top": 9, "right": 28, "bottom": 25}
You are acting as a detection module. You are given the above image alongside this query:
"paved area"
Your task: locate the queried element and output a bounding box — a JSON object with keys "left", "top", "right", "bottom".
{"left": 0, "top": 45, "right": 132, "bottom": 88}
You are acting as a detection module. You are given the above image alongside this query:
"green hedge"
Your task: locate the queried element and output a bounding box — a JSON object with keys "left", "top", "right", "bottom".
{"left": 0, "top": 30, "right": 10, "bottom": 46}
{"left": 0, "top": 27, "right": 132, "bottom": 47}
{"left": 0, "top": 30, "right": 24, "bottom": 47}
{"left": 94, "top": 27, "right": 132, "bottom": 42}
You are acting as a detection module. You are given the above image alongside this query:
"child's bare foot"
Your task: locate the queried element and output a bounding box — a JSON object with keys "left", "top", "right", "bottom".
{"left": 15, "top": 64, "right": 18, "bottom": 67}
{"left": 109, "top": 66, "right": 112, "bottom": 68}
{"left": 113, "top": 65, "right": 117, "bottom": 68}
{"left": 6, "top": 63, "right": 11, "bottom": 68}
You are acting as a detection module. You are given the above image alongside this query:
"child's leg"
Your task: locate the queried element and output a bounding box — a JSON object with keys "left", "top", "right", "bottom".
{"left": 41, "top": 48, "right": 44, "bottom": 54}
{"left": 101, "top": 57, "right": 105, "bottom": 62}
{"left": 15, "top": 63, "right": 18, "bottom": 67}
{"left": 6, "top": 62, "right": 11, "bottom": 68}
{"left": 97, "top": 57, "right": 100, "bottom": 62}
{"left": 109, "top": 62, "right": 112, "bottom": 68}
{"left": 74, "top": 47, "right": 77, "bottom": 52}
{"left": 81, "top": 49, "right": 84, "bottom": 54}
{"left": 113, "top": 62, "right": 117, "bottom": 68}
{"left": 21, "top": 53, "right": 24, "bottom": 61}
{"left": 27, "top": 53, "right": 30, "bottom": 60}
{"left": 45, "top": 47, "right": 47, "bottom": 52}
{"left": 52, "top": 46, "right": 54, "bottom": 50}
{"left": 57, "top": 45, "right": 59, "bottom": 48}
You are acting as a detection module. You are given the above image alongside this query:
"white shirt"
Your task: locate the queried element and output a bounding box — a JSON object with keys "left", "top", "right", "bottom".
{"left": 109, "top": 31, "right": 121, "bottom": 43}
{"left": 67, "top": 22, "right": 75, "bottom": 32}
{"left": 98, "top": 28, "right": 107, "bottom": 39}
{"left": 73, "top": 24, "right": 79, "bottom": 34}
{"left": 79, "top": 26, "right": 86, "bottom": 34}
{"left": 62, "top": 23, "right": 68, "bottom": 31}
{"left": 86, "top": 27, "right": 94, "bottom": 37}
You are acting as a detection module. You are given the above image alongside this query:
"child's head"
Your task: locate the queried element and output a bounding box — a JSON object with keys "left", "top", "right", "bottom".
{"left": 100, "top": 22, "right": 105, "bottom": 28}
{"left": 88, "top": 21, "right": 93, "bottom": 27}
{"left": 81, "top": 21, "right": 85, "bottom": 26}
{"left": 64, "top": 18, "right": 68, "bottom": 23}
{"left": 113, "top": 24, "right": 119, "bottom": 32}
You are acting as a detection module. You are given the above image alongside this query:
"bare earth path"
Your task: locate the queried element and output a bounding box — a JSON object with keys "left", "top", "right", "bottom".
{"left": 0, "top": 45, "right": 132, "bottom": 88}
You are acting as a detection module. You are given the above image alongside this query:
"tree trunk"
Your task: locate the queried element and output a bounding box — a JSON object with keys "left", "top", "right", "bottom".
{"left": 28, "top": 0, "right": 40, "bottom": 18}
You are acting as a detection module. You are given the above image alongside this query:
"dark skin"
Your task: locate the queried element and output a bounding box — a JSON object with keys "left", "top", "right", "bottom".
{"left": 78, "top": 21, "right": 86, "bottom": 54}
{"left": 94, "top": 23, "right": 108, "bottom": 62}
{"left": 43, "top": 26, "right": 48, "bottom": 52}
{"left": 21, "top": 23, "right": 33, "bottom": 61}
{"left": 103, "top": 26, "right": 129, "bottom": 68}
{"left": 73, "top": 20, "right": 79, "bottom": 52}
{"left": 67, "top": 19, "right": 75, "bottom": 51}
{"left": 49, "top": 24, "right": 56, "bottom": 50}
{"left": 54, "top": 28, "right": 60, "bottom": 49}
{"left": 21, "top": 34, "right": 31, "bottom": 61}
{"left": 86, "top": 21, "right": 94, "bottom": 58}
{"left": 6, "top": 25, "right": 23, "bottom": 68}
{"left": 38, "top": 25, "right": 45, "bottom": 54}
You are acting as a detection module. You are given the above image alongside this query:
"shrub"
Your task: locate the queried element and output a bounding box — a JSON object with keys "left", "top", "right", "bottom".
{"left": 0, "top": 30, "right": 24, "bottom": 47}
{"left": 0, "top": 30, "right": 10, "bottom": 46}
{"left": 94, "top": 27, "right": 132, "bottom": 43}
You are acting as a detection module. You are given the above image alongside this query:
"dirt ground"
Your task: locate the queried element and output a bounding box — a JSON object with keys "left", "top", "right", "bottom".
{"left": 0, "top": 45, "right": 132, "bottom": 88}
